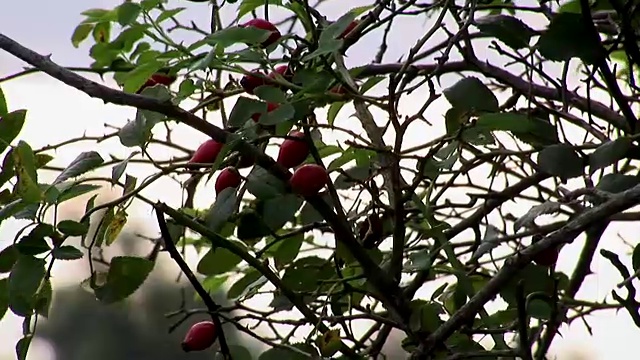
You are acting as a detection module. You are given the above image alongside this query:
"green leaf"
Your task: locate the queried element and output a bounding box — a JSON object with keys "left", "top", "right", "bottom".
{"left": 16, "top": 225, "right": 52, "bottom": 256}
{"left": 204, "top": 187, "right": 237, "bottom": 232}
{"left": 443, "top": 77, "right": 499, "bottom": 113}
{"left": 35, "top": 278, "right": 52, "bottom": 317}
{"left": 528, "top": 297, "right": 553, "bottom": 320}
{"left": 265, "top": 233, "right": 304, "bottom": 269}
{"left": 409, "top": 300, "right": 444, "bottom": 333}
{"left": 237, "top": 0, "right": 283, "bottom": 20}
{"left": 260, "top": 194, "right": 303, "bottom": 231}
{"left": 207, "top": 26, "right": 273, "bottom": 48}
{"left": 94, "top": 256, "right": 154, "bottom": 303}
{"left": 596, "top": 174, "right": 640, "bottom": 194}
{"left": 57, "top": 219, "right": 89, "bottom": 236}
{"left": 53, "top": 151, "right": 104, "bottom": 185}
{"left": 8, "top": 255, "right": 46, "bottom": 316}
{"left": 156, "top": 7, "right": 186, "bottom": 23}
{"left": 282, "top": 256, "right": 334, "bottom": 292}
{"left": 54, "top": 183, "right": 101, "bottom": 204}
{"left": 0, "top": 109, "right": 26, "bottom": 154}
{"left": 537, "top": 12, "right": 602, "bottom": 64}
{"left": 227, "top": 270, "right": 267, "bottom": 300}
{"left": 500, "top": 264, "right": 556, "bottom": 306}
{"left": 91, "top": 207, "right": 114, "bottom": 247}
{"left": 588, "top": 137, "right": 632, "bottom": 174}
{"left": 320, "top": 11, "right": 357, "bottom": 41}
{"left": 237, "top": 211, "right": 272, "bottom": 241}
{"left": 259, "top": 343, "right": 317, "bottom": 360}
{"left": 260, "top": 103, "right": 295, "bottom": 125}
{"left": 0, "top": 278, "right": 8, "bottom": 320}
{"left": 302, "top": 39, "right": 343, "bottom": 61}
{"left": 474, "top": 113, "right": 548, "bottom": 133}
{"left": 327, "top": 102, "right": 346, "bottom": 125}
{"left": 117, "top": 2, "right": 141, "bottom": 26}
{"left": 13, "top": 141, "right": 42, "bottom": 203}
{"left": 111, "top": 151, "right": 140, "bottom": 183}
{"left": 0, "top": 245, "right": 19, "bottom": 273}
{"left": 0, "top": 86, "right": 8, "bottom": 117}
{"left": 254, "top": 85, "right": 288, "bottom": 104}
{"left": 0, "top": 200, "right": 28, "bottom": 224}
{"left": 334, "top": 165, "right": 371, "bottom": 189}
{"left": 71, "top": 23, "right": 94, "bottom": 48}
{"left": 228, "top": 345, "right": 254, "bottom": 360}
{"left": 197, "top": 246, "right": 243, "bottom": 276}
{"left": 104, "top": 209, "right": 128, "bottom": 246}
{"left": 291, "top": 69, "right": 334, "bottom": 94}
{"left": 632, "top": 243, "right": 640, "bottom": 272}
{"left": 52, "top": 246, "right": 84, "bottom": 260}
{"left": 228, "top": 97, "right": 268, "bottom": 127}
{"left": 475, "top": 15, "right": 535, "bottom": 49}
{"left": 123, "top": 60, "right": 166, "bottom": 93}
{"left": 200, "top": 275, "right": 228, "bottom": 297}
{"left": 246, "top": 166, "right": 286, "bottom": 200}
{"left": 536, "top": 144, "right": 584, "bottom": 179}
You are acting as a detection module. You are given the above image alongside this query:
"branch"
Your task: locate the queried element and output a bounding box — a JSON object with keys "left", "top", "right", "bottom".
{"left": 410, "top": 183, "right": 640, "bottom": 358}
{"left": 154, "top": 206, "right": 231, "bottom": 359}
{"left": 579, "top": 0, "right": 637, "bottom": 132}
{"left": 155, "top": 202, "right": 361, "bottom": 358}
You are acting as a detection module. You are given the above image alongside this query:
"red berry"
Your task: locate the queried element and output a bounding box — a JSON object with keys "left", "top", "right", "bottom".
{"left": 251, "top": 102, "right": 279, "bottom": 122}
{"left": 531, "top": 235, "right": 560, "bottom": 267}
{"left": 277, "top": 131, "right": 310, "bottom": 168}
{"left": 189, "top": 139, "right": 224, "bottom": 164}
{"left": 533, "top": 246, "right": 560, "bottom": 267}
{"left": 181, "top": 321, "right": 217, "bottom": 352}
{"left": 150, "top": 73, "right": 176, "bottom": 86}
{"left": 268, "top": 65, "right": 293, "bottom": 82}
{"left": 338, "top": 20, "right": 359, "bottom": 39}
{"left": 290, "top": 164, "right": 329, "bottom": 197}
{"left": 215, "top": 167, "right": 242, "bottom": 194}
{"left": 136, "top": 73, "right": 176, "bottom": 93}
{"left": 240, "top": 70, "right": 267, "bottom": 94}
{"left": 240, "top": 18, "right": 281, "bottom": 47}
{"left": 330, "top": 84, "right": 348, "bottom": 95}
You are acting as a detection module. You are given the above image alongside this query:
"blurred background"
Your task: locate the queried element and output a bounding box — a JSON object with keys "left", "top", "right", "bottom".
{"left": 0, "top": 0, "right": 632, "bottom": 359}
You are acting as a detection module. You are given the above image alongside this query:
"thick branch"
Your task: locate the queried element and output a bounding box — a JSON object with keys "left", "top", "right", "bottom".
{"left": 411, "top": 183, "right": 640, "bottom": 358}
{"left": 154, "top": 207, "right": 231, "bottom": 358}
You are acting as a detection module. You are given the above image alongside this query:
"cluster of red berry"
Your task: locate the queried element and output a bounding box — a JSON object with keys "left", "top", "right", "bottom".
{"left": 237, "top": 18, "right": 357, "bottom": 98}
{"left": 188, "top": 129, "right": 328, "bottom": 197}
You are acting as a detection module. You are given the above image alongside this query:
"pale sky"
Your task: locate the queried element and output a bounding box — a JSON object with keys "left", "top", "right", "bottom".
{"left": 0, "top": 1, "right": 638, "bottom": 359}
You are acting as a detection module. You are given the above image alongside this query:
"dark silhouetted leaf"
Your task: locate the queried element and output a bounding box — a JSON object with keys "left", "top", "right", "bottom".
{"left": 475, "top": 15, "right": 535, "bottom": 49}
{"left": 265, "top": 233, "right": 304, "bottom": 269}
{"left": 259, "top": 343, "right": 317, "bottom": 360}
{"left": 536, "top": 144, "right": 584, "bottom": 179}
{"left": 8, "top": 255, "right": 46, "bottom": 316}
{"left": 0, "top": 245, "right": 18, "bottom": 273}
{"left": 57, "top": 220, "right": 89, "bottom": 236}
{"left": 443, "top": 77, "right": 499, "bottom": 113}
{"left": 227, "top": 270, "right": 267, "bottom": 300}
{"left": 596, "top": 174, "right": 640, "bottom": 193}
{"left": 589, "top": 137, "right": 632, "bottom": 174}
{"left": 537, "top": 12, "right": 602, "bottom": 64}
{"left": 52, "top": 246, "right": 84, "bottom": 260}
{"left": 197, "top": 246, "right": 243, "bottom": 275}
